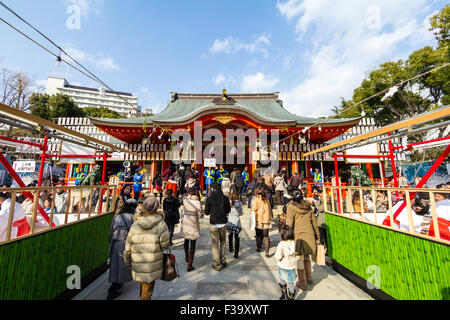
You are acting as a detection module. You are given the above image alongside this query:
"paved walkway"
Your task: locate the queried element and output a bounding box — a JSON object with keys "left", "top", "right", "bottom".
{"left": 73, "top": 199, "right": 373, "bottom": 300}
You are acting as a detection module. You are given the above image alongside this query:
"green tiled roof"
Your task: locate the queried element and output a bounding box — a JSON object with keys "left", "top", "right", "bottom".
{"left": 91, "top": 93, "right": 360, "bottom": 126}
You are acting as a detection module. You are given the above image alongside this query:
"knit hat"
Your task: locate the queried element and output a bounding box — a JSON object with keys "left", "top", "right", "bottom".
{"left": 142, "top": 196, "right": 159, "bottom": 213}
{"left": 124, "top": 198, "right": 138, "bottom": 210}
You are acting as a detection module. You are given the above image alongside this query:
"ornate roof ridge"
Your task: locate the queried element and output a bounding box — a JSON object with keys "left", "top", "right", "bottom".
{"left": 171, "top": 92, "right": 279, "bottom": 101}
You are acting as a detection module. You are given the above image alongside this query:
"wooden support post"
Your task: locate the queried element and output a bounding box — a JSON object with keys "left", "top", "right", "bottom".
{"left": 428, "top": 191, "right": 440, "bottom": 240}
{"left": 104, "top": 187, "right": 111, "bottom": 212}
{"left": 323, "top": 185, "right": 328, "bottom": 212}
{"left": 359, "top": 189, "right": 364, "bottom": 221}
{"left": 405, "top": 191, "right": 415, "bottom": 233}
{"left": 112, "top": 186, "right": 118, "bottom": 213}
{"left": 65, "top": 189, "right": 71, "bottom": 224}
{"left": 371, "top": 189, "right": 377, "bottom": 224}
{"left": 387, "top": 190, "right": 394, "bottom": 228}
{"left": 330, "top": 186, "right": 336, "bottom": 214}
{"left": 49, "top": 187, "right": 55, "bottom": 229}
{"left": 5, "top": 191, "right": 16, "bottom": 241}
{"left": 88, "top": 188, "right": 93, "bottom": 218}
{"left": 30, "top": 190, "right": 39, "bottom": 234}
{"left": 77, "top": 187, "right": 82, "bottom": 221}
{"left": 333, "top": 154, "right": 342, "bottom": 213}
{"left": 349, "top": 188, "right": 354, "bottom": 218}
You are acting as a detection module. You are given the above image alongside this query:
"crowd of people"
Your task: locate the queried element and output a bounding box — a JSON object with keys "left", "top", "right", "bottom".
{"left": 107, "top": 163, "right": 329, "bottom": 301}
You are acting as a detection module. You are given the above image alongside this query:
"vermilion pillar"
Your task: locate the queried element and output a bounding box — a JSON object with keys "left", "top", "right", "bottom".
{"left": 366, "top": 163, "right": 374, "bottom": 184}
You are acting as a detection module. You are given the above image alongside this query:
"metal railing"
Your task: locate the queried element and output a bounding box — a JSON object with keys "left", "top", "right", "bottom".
{"left": 0, "top": 184, "right": 117, "bottom": 245}
{"left": 322, "top": 185, "right": 450, "bottom": 245}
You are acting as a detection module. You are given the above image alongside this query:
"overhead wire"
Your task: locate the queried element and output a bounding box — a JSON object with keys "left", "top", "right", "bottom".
{"left": 0, "top": 1, "right": 140, "bottom": 114}
{"left": 0, "top": 3, "right": 167, "bottom": 141}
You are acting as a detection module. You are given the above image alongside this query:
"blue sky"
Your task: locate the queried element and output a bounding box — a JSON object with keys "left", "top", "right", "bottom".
{"left": 0, "top": 0, "right": 447, "bottom": 116}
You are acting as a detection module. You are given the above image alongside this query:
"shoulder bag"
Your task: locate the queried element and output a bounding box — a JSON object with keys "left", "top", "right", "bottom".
{"left": 162, "top": 247, "right": 179, "bottom": 282}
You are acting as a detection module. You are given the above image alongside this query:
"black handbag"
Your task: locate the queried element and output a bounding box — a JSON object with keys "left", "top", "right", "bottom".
{"left": 162, "top": 248, "right": 179, "bottom": 282}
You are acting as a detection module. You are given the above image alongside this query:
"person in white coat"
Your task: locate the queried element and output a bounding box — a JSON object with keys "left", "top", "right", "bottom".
{"left": 275, "top": 225, "right": 297, "bottom": 300}
{"left": 0, "top": 192, "right": 30, "bottom": 242}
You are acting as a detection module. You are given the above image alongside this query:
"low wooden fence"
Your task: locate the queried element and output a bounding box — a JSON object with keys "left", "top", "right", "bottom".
{"left": 322, "top": 185, "right": 450, "bottom": 243}
{"left": 0, "top": 184, "right": 118, "bottom": 299}
{"left": 322, "top": 185, "right": 450, "bottom": 300}
{"left": 0, "top": 185, "right": 117, "bottom": 245}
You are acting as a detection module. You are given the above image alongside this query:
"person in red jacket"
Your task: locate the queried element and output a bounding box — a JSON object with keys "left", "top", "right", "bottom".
{"left": 0, "top": 192, "right": 30, "bottom": 242}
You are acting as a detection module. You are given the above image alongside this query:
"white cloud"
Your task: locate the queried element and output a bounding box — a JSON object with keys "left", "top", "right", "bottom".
{"left": 241, "top": 73, "right": 279, "bottom": 92}
{"left": 65, "top": 46, "right": 121, "bottom": 72}
{"left": 209, "top": 33, "right": 271, "bottom": 57}
{"left": 30, "top": 79, "right": 48, "bottom": 93}
{"left": 213, "top": 73, "right": 235, "bottom": 87}
{"left": 140, "top": 87, "right": 150, "bottom": 94}
{"left": 276, "top": 0, "right": 437, "bottom": 117}
{"left": 96, "top": 56, "right": 121, "bottom": 71}
{"left": 276, "top": 0, "right": 303, "bottom": 21}
{"left": 138, "top": 87, "right": 165, "bottom": 114}
{"left": 214, "top": 74, "right": 226, "bottom": 85}
{"left": 64, "top": 0, "right": 104, "bottom": 18}
{"left": 36, "top": 79, "right": 48, "bottom": 88}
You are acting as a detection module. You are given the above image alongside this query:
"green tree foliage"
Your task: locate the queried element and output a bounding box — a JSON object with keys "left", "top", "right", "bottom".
{"left": 29, "top": 93, "right": 51, "bottom": 120}
{"left": 429, "top": 4, "right": 450, "bottom": 45}
{"left": 28, "top": 93, "right": 85, "bottom": 120}
{"left": 340, "top": 61, "right": 430, "bottom": 125}
{"left": 48, "top": 93, "right": 85, "bottom": 119}
{"left": 406, "top": 46, "right": 450, "bottom": 104}
{"left": 83, "top": 107, "right": 125, "bottom": 119}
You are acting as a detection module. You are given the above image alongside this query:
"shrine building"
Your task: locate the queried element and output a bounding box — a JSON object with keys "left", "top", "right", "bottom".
{"left": 88, "top": 91, "right": 362, "bottom": 186}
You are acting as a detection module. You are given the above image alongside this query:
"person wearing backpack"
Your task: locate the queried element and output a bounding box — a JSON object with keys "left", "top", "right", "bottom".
{"left": 227, "top": 193, "right": 243, "bottom": 258}
{"left": 152, "top": 173, "right": 163, "bottom": 204}
{"left": 107, "top": 199, "right": 136, "bottom": 300}
{"left": 278, "top": 189, "right": 293, "bottom": 233}
{"left": 221, "top": 173, "right": 232, "bottom": 197}
{"left": 234, "top": 171, "right": 245, "bottom": 201}
{"left": 176, "top": 167, "right": 186, "bottom": 197}
{"left": 163, "top": 189, "right": 180, "bottom": 246}
{"left": 274, "top": 173, "right": 287, "bottom": 206}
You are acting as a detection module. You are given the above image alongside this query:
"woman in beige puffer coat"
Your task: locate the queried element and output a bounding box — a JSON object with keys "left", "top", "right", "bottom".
{"left": 124, "top": 197, "right": 170, "bottom": 300}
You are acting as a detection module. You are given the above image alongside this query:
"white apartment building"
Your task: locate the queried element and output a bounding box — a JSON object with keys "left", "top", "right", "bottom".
{"left": 46, "top": 77, "right": 140, "bottom": 117}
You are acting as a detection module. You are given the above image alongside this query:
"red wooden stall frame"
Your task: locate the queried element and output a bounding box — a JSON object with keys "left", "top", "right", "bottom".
{"left": 332, "top": 154, "right": 392, "bottom": 213}
{"left": 0, "top": 134, "right": 112, "bottom": 221}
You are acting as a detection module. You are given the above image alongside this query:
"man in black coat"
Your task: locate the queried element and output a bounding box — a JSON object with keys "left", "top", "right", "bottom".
{"left": 205, "top": 183, "right": 231, "bottom": 271}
